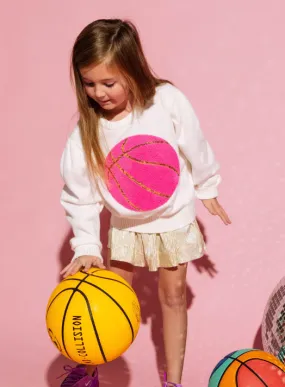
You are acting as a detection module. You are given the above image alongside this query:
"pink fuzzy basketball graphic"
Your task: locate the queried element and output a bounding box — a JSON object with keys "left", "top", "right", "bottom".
{"left": 105, "top": 135, "right": 180, "bottom": 211}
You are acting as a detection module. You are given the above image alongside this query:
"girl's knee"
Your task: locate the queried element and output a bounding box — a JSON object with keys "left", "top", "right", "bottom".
{"left": 159, "top": 283, "right": 186, "bottom": 308}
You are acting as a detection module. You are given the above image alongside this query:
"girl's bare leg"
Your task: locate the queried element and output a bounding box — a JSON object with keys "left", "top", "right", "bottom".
{"left": 158, "top": 264, "right": 188, "bottom": 384}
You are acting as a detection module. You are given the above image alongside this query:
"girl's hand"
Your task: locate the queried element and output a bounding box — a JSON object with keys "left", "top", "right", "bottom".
{"left": 201, "top": 198, "right": 231, "bottom": 225}
{"left": 60, "top": 255, "right": 105, "bottom": 278}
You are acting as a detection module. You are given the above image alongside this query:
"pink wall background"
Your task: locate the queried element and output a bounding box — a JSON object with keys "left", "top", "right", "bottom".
{"left": 1, "top": 1, "right": 285, "bottom": 386}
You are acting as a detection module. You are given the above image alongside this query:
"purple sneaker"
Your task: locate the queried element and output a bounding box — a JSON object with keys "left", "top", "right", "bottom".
{"left": 163, "top": 372, "right": 182, "bottom": 387}
{"left": 74, "top": 368, "right": 99, "bottom": 387}
{"left": 59, "top": 365, "right": 87, "bottom": 386}
{"left": 59, "top": 365, "right": 99, "bottom": 387}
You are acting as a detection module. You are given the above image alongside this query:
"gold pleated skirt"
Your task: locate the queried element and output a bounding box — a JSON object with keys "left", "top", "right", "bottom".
{"left": 107, "top": 219, "right": 206, "bottom": 272}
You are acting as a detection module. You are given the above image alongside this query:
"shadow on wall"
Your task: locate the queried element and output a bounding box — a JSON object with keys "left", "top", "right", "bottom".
{"left": 45, "top": 209, "right": 218, "bottom": 387}
{"left": 253, "top": 325, "right": 263, "bottom": 350}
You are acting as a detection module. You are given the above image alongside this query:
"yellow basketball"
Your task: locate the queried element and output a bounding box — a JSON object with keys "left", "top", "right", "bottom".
{"left": 46, "top": 268, "right": 141, "bottom": 365}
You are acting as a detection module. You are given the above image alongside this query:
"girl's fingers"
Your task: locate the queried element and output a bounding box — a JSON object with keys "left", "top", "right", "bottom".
{"left": 71, "top": 261, "right": 83, "bottom": 275}
{"left": 223, "top": 211, "right": 231, "bottom": 224}
{"left": 202, "top": 198, "right": 231, "bottom": 225}
{"left": 95, "top": 259, "right": 106, "bottom": 269}
{"left": 216, "top": 206, "right": 231, "bottom": 225}
{"left": 62, "top": 268, "right": 72, "bottom": 278}
{"left": 61, "top": 257, "right": 106, "bottom": 278}
{"left": 63, "top": 260, "right": 82, "bottom": 278}
{"left": 63, "top": 266, "right": 75, "bottom": 278}
{"left": 60, "top": 262, "right": 73, "bottom": 275}
{"left": 219, "top": 207, "right": 231, "bottom": 224}
{"left": 83, "top": 261, "right": 92, "bottom": 272}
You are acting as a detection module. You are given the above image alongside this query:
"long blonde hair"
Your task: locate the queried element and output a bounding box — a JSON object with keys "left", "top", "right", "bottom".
{"left": 70, "top": 19, "right": 171, "bottom": 180}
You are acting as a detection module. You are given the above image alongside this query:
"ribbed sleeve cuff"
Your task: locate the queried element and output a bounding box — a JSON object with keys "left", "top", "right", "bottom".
{"left": 195, "top": 186, "right": 219, "bottom": 200}
{"left": 71, "top": 245, "right": 103, "bottom": 262}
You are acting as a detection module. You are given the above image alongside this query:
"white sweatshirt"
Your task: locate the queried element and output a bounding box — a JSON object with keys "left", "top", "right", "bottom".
{"left": 60, "top": 83, "right": 221, "bottom": 261}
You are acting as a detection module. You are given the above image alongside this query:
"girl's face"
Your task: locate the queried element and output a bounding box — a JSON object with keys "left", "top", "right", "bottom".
{"left": 80, "top": 61, "right": 129, "bottom": 113}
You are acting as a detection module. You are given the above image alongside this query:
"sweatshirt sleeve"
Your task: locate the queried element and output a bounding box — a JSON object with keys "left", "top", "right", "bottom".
{"left": 60, "top": 136, "right": 104, "bottom": 261}
{"left": 169, "top": 85, "right": 222, "bottom": 199}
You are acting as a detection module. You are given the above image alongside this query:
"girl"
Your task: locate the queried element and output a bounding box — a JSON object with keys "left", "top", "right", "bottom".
{"left": 59, "top": 18, "right": 231, "bottom": 387}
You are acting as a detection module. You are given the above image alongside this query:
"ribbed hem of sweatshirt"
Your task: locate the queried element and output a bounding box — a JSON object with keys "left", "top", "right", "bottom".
{"left": 110, "top": 203, "right": 195, "bottom": 234}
